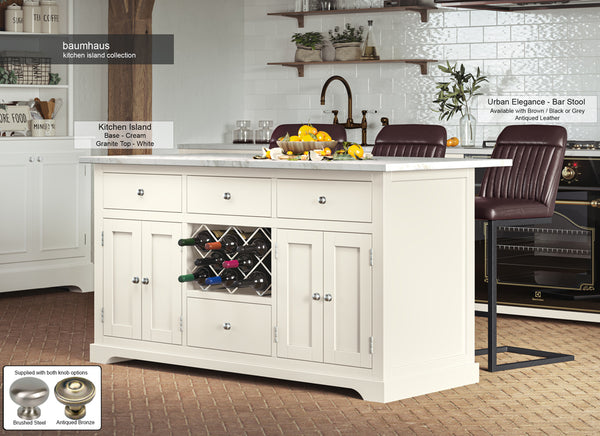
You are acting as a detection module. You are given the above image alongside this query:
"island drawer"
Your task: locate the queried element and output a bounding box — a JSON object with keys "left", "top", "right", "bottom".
{"left": 276, "top": 179, "right": 372, "bottom": 222}
{"left": 187, "top": 176, "right": 271, "bottom": 217}
{"left": 187, "top": 298, "right": 272, "bottom": 356}
{"left": 103, "top": 173, "right": 182, "bottom": 212}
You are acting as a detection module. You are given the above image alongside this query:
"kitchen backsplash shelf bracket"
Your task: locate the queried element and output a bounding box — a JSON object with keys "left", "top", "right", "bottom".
{"left": 267, "top": 6, "right": 433, "bottom": 27}
{"left": 267, "top": 59, "right": 435, "bottom": 77}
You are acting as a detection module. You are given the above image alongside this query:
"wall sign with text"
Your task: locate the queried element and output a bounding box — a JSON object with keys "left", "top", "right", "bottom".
{"left": 476, "top": 96, "right": 597, "bottom": 124}
{"left": 0, "top": 106, "right": 30, "bottom": 132}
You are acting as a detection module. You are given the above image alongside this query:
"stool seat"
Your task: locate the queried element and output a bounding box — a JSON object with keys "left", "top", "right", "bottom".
{"left": 474, "top": 197, "right": 552, "bottom": 221}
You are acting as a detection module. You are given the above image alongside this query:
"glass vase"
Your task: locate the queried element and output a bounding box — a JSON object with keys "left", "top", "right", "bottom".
{"left": 459, "top": 111, "right": 477, "bottom": 147}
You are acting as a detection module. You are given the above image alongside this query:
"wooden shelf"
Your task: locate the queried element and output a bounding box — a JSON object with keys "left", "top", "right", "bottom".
{"left": 267, "top": 6, "right": 434, "bottom": 27}
{"left": 267, "top": 59, "right": 436, "bottom": 77}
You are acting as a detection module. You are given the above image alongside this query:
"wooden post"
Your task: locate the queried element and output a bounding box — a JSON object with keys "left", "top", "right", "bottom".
{"left": 107, "top": 0, "right": 155, "bottom": 155}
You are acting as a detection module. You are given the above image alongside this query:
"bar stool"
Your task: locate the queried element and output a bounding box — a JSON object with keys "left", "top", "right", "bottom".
{"left": 373, "top": 124, "right": 447, "bottom": 157}
{"left": 269, "top": 124, "right": 346, "bottom": 149}
{"left": 475, "top": 124, "right": 574, "bottom": 371}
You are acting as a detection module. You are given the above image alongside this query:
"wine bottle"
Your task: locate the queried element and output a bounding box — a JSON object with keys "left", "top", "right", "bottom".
{"left": 230, "top": 271, "right": 270, "bottom": 293}
{"left": 204, "top": 232, "right": 244, "bottom": 253}
{"left": 222, "top": 254, "right": 254, "bottom": 270}
{"left": 193, "top": 250, "right": 227, "bottom": 267}
{"left": 204, "top": 268, "right": 241, "bottom": 286}
{"left": 178, "top": 230, "right": 223, "bottom": 247}
{"left": 178, "top": 267, "right": 212, "bottom": 283}
{"left": 236, "top": 236, "right": 269, "bottom": 256}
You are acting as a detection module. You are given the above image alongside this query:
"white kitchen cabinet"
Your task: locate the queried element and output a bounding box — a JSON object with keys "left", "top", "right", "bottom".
{"left": 0, "top": 140, "right": 92, "bottom": 293}
{"left": 102, "top": 219, "right": 182, "bottom": 345}
{"left": 276, "top": 229, "right": 372, "bottom": 368}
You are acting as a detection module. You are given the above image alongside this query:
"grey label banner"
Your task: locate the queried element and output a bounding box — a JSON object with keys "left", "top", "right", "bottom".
{"left": 0, "top": 34, "right": 174, "bottom": 64}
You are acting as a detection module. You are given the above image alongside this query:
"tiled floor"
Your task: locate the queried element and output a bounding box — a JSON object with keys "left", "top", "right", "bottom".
{"left": 1, "top": 288, "right": 600, "bottom": 435}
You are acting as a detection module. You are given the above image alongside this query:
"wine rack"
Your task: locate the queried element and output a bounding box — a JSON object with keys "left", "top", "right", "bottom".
{"left": 182, "top": 224, "right": 272, "bottom": 297}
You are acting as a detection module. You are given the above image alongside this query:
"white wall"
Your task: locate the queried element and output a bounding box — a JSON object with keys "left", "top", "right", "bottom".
{"left": 152, "top": 0, "right": 245, "bottom": 145}
{"left": 72, "top": 0, "right": 108, "bottom": 122}
{"left": 244, "top": 0, "right": 600, "bottom": 144}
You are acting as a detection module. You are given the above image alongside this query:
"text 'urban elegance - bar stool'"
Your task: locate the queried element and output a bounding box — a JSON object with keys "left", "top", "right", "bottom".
{"left": 475, "top": 124, "right": 574, "bottom": 371}
{"left": 373, "top": 124, "right": 447, "bottom": 158}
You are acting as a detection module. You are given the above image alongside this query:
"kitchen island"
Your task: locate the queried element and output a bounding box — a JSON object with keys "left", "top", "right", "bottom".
{"left": 82, "top": 153, "right": 510, "bottom": 403}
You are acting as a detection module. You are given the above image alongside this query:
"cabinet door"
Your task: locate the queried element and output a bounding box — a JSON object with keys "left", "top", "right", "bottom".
{"left": 37, "top": 152, "right": 89, "bottom": 259}
{"left": 323, "top": 233, "right": 372, "bottom": 368}
{"left": 0, "top": 153, "right": 33, "bottom": 262}
{"left": 103, "top": 219, "right": 142, "bottom": 340}
{"left": 141, "top": 221, "right": 182, "bottom": 344}
{"left": 276, "top": 229, "right": 324, "bottom": 362}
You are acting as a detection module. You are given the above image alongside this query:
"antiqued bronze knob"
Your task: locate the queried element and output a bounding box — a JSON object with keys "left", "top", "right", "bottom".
{"left": 54, "top": 377, "right": 96, "bottom": 420}
{"left": 9, "top": 377, "right": 49, "bottom": 420}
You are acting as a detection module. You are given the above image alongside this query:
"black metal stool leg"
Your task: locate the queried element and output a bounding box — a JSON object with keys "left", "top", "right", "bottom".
{"left": 475, "top": 219, "right": 574, "bottom": 372}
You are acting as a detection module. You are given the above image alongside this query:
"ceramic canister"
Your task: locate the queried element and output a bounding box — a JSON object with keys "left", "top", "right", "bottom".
{"left": 23, "top": 0, "right": 41, "bottom": 33}
{"left": 5, "top": 3, "right": 23, "bottom": 32}
{"left": 40, "top": 0, "right": 59, "bottom": 34}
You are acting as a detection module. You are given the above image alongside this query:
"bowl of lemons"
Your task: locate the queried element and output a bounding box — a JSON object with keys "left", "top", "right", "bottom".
{"left": 276, "top": 124, "right": 337, "bottom": 154}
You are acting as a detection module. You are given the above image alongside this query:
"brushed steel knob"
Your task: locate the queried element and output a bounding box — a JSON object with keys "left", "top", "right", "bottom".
{"left": 54, "top": 377, "right": 96, "bottom": 420}
{"left": 324, "top": 293, "right": 333, "bottom": 302}
{"left": 10, "top": 377, "right": 49, "bottom": 420}
{"left": 132, "top": 277, "right": 140, "bottom": 284}
{"left": 318, "top": 196, "right": 326, "bottom": 204}
{"left": 137, "top": 188, "right": 144, "bottom": 196}
{"left": 312, "top": 292, "right": 321, "bottom": 301}
{"left": 223, "top": 322, "right": 231, "bottom": 330}
{"left": 223, "top": 192, "right": 231, "bottom": 200}
{"left": 28, "top": 156, "right": 34, "bottom": 162}
{"left": 37, "top": 156, "right": 42, "bottom": 162}
{"left": 142, "top": 277, "right": 149, "bottom": 285}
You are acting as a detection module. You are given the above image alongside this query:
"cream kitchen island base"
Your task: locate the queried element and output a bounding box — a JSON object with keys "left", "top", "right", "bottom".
{"left": 84, "top": 154, "right": 510, "bottom": 403}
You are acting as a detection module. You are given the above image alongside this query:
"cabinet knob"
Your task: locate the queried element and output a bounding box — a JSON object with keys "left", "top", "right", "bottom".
{"left": 137, "top": 188, "right": 144, "bottom": 196}
{"left": 37, "top": 156, "right": 42, "bottom": 162}
{"left": 312, "top": 292, "right": 321, "bottom": 301}
{"left": 10, "top": 377, "right": 49, "bottom": 420}
{"left": 54, "top": 377, "right": 96, "bottom": 420}
{"left": 29, "top": 156, "right": 34, "bottom": 163}
{"left": 324, "top": 293, "right": 333, "bottom": 302}
{"left": 318, "top": 196, "right": 327, "bottom": 204}
{"left": 142, "top": 278, "right": 149, "bottom": 285}
{"left": 223, "top": 192, "right": 231, "bottom": 200}
{"left": 132, "top": 277, "right": 140, "bottom": 284}
{"left": 223, "top": 322, "right": 231, "bottom": 330}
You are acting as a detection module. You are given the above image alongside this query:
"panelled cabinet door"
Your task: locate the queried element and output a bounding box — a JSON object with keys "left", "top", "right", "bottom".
{"left": 141, "top": 221, "right": 182, "bottom": 344}
{"left": 323, "top": 233, "right": 373, "bottom": 368}
{"left": 103, "top": 219, "right": 142, "bottom": 340}
{"left": 276, "top": 229, "right": 324, "bottom": 362}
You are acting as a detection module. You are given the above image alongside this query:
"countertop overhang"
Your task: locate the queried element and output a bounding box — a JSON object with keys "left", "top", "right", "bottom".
{"left": 80, "top": 153, "right": 512, "bottom": 172}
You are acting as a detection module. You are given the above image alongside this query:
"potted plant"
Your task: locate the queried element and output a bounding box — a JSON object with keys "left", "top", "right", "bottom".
{"left": 291, "top": 32, "right": 325, "bottom": 62}
{"left": 433, "top": 62, "right": 487, "bottom": 147}
{"left": 329, "top": 24, "right": 364, "bottom": 61}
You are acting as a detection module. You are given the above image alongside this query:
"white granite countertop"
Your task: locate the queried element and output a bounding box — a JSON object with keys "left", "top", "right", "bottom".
{"left": 81, "top": 153, "right": 511, "bottom": 172}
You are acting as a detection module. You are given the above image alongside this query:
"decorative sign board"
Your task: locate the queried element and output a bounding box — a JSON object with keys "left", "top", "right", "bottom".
{"left": 0, "top": 105, "right": 30, "bottom": 132}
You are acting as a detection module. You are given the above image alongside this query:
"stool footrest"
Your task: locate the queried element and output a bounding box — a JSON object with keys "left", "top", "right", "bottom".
{"left": 476, "top": 346, "right": 574, "bottom": 371}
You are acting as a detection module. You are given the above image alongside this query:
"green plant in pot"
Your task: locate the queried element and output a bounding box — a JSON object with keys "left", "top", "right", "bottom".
{"left": 291, "top": 32, "right": 324, "bottom": 63}
{"left": 433, "top": 62, "right": 487, "bottom": 147}
{"left": 329, "top": 24, "right": 364, "bottom": 61}
{"left": 0, "top": 67, "right": 17, "bottom": 84}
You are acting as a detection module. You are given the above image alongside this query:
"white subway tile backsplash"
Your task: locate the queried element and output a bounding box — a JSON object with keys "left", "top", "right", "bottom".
{"left": 471, "top": 43, "right": 498, "bottom": 59}
{"left": 511, "top": 58, "right": 539, "bottom": 75}
{"left": 484, "top": 26, "right": 511, "bottom": 43}
{"left": 470, "top": 10, "right": 497, "bottom": 27}
{"left": 497, "top": 42, "right": 525, "bottom": 58}
{"left": 457, "top": 27, "right": 483, "bottom": 44}
{"left": 497, "top": 11, "right": 524, "bottom": 26}
{"left": 444, "top": 11, "right": 470, "bottom": 28}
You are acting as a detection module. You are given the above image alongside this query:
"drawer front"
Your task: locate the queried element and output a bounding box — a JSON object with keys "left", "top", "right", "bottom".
{"left": 277, "top": 179, "right": 372, "bottom": 222}
{"left": 187, "top": 176, "right": 271, "bottom": 217}
{"left": 187, "top": 299, "right": 272, "bottom": 356}
{"left": 104, "top": 173, "right": 182, "bottom": 212}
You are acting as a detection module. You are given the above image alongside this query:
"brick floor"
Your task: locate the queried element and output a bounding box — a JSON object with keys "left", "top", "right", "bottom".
{"left": 1, "top": 288, "right": 600, "bottom": 435}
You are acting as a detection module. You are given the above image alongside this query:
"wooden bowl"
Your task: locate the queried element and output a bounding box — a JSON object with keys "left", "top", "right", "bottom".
{"left": 276, "top": 140, "right": 337, "bottom": 154}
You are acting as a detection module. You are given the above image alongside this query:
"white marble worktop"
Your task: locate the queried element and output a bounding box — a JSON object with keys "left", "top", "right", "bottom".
{"left": 81, "top": 153, "right": 511, "bottom": 172}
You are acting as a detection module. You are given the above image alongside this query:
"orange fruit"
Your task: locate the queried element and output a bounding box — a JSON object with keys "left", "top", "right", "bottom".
{"left": 323, "top": 147, "right": 332, "bottom": 156}
{"left": 300, "top": 133, "right": 317, "bottom": 142}
{"left": 298, "top": 124, "right": 317, "bottom": 136}
{"left": 316, "top": 131, "right": 332, "bottom": 141}
{"left": 447, "top": 137, "right": 459, "bottom": 147}
{"left": 289, "top": 135, "right": 300, "bottom": 141}
{"left": 347, "top": 144, "right": 364, "bottom": 159}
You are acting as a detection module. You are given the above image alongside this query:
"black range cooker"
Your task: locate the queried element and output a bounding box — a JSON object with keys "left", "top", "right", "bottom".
{"left": 474, "top": 140, "right": 600, "bottom": 322}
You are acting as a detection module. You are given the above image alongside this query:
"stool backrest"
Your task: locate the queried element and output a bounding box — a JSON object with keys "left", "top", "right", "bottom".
{"left": 269, "top": 124, "right": 347, "bottom": 149}
{"left": 479, "top": 125, "right": 567, "bottom": 216}
{"left": 373, "top": 124, "right": 447, "bottom": 158}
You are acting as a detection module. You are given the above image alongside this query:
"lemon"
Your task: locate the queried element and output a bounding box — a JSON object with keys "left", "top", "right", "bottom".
{"left": 300, "top": 134, "right": 317, "bottom": 142}
{"left": 289, "top": 135, "right": 300, "bottom": 141}
{"left": 347, "top": 144, "right": 364, "bottom": 159}
{"left": 298, "top": 124, "right": 317, "bottom": 136}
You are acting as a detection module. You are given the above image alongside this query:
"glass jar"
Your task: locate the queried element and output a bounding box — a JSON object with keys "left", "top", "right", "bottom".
{"left": 254, "top": 120, "right": 273, "bottom": 145}
{"left": 233, "top": 120, "right": 252, "bottom": 144}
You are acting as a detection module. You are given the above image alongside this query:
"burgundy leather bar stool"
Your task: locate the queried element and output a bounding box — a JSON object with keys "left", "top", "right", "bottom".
{"left": 373, "top": 124, "right": 447, "bottom": 157}
{"left": 475, "top": 124, "right": 574, "bottom": 371}
{"left": 269, "top": 124, "right": 347, "bottom": 149}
